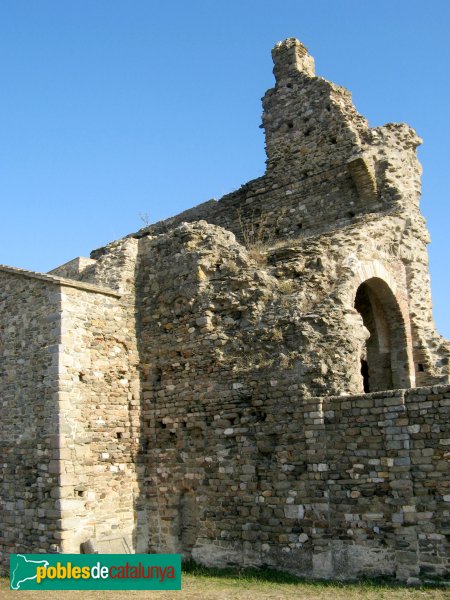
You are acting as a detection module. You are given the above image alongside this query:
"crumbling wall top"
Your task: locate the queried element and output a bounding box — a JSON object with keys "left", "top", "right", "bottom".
{"left": 272, "top": 37, "right": 315, "bottom": 81}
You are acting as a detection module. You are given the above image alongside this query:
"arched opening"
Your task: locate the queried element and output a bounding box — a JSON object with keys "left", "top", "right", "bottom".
{"left": 354, "top": 278, "right": 411, "bottom": 392}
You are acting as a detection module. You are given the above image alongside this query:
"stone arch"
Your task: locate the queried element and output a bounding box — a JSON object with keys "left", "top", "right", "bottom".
{"left": 354, "top": 277, "right": 413, "bottom": 391}
{"left": 351, "top": 259, "right": 399, "bottom": 298}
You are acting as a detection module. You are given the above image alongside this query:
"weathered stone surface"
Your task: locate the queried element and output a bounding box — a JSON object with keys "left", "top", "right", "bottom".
{"left": 1, "top": 38, "right": 449, "bottom": 582}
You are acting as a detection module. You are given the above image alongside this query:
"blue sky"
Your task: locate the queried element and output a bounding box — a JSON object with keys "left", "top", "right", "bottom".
{"left": 0, "top": 1, "right": 449, "bottom": 337}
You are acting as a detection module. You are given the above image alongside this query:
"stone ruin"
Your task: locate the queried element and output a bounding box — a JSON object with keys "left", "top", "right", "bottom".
{"left": 1, "top": 38, "right": 449, "bottom": 582}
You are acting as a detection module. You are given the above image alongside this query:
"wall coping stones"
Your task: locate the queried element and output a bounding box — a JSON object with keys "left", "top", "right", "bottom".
{"left": 0, "top": 264, "right": 121, "bottom": 297}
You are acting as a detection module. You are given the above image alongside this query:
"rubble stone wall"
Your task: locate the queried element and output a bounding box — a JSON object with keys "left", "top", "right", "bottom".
{"left": 0, "top": 270, "right": 61, "bottom": 572}
{"left": 128, "top": 40, "right": 448, "bottom": 387}
{"left": 135, "top": 218, "right": 415, "bottom": 403}
{"left": 133, "top": 220, "right": 449, "bottom": 581}
{"left": 144, "top": 383, "right": 449, "bottom": 582}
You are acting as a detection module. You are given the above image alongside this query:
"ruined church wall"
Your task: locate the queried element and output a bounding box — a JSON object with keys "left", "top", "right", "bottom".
{"left": 0, "top": 267, "right": 143, "bottom": 568}
{"left": 1, "top": 36, "right": 447, "bottom": 584}
{"left": 136, "top": 163, "right": 364, "bottom": 247}
{"left": 54, "top": 284, "right": 141, "bottom": 554}
{"left": 133, "top": 221, "right": 448, "bottom": 580}
{"left": 134, "top": 218, "right": 417, "bottom": 402}
{"left": 398, "top": 215, "right": 450, "bottom": 386}
{"left": 132, "top": 45, "right": 420, "bottom": 254}
{"left": 0, "top": 270, "right": 61, "bottom": 572}
{"left": 120, "top": 38, "right": 448, "bottom": 386}
{"left": 146, "top": 384, "right": 449, "bottom": 582}
{"left": 133, "top": 219, "right": 367, "bottom": 440}
{"left": 131, "top": 196, "right": 448, "bottom": 387}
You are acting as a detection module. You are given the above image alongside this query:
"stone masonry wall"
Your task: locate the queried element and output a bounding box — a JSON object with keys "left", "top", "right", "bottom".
{"left": 135, "top": 219, "right": 413, "bottom": 403}
{"left": 1, "top": 37, "right": 449, "bottom": 583}
{"left": 0, "top": 269, "right": 61, "bottom": 572}
{"left": 133, "top": 220, "right": 449, "bottom": 581}
{"left": 0, "top": 264, "right": 140, "bottom": 571}
{"left": 144, "top": 383, "right": 449, "bottom": 582}
{"left": 50, "top": 239, "right": 142, "bottom": 554}
{"left": 125, "top": 39, "right": 447, "bottom": 386}
{"left": 53, "top": 283, "right": 141, "bottom": 554}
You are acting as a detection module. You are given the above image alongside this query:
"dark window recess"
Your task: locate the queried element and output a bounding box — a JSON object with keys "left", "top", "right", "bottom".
{"left": 288, "top": 121, "right": 294, "bottom": 129}
{"left": 361, "top": 359, "right": 370, "bottom": 393}
{"left": 418, "top": 363, "right": 425, "bottom": 372}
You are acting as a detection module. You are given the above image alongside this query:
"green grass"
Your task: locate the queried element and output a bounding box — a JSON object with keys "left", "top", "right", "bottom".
{"left": 183, "top": 561, "right": 446, "bottom": 588}
{"left": 183, "top": 561, "right": 306, "bottom": 583}
{"left": 1, "top": 565, "right": 448, "bottom": 599}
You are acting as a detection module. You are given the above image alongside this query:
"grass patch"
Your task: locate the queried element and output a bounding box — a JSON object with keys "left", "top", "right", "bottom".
{"left": 183, "top": 561, "right": 304, "bottom": 584}
{"left": 182, "top": 561, "right": 447, "bottom": 590}
{"left": 1, "top": 566, "right": 448, "bottom": 599}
